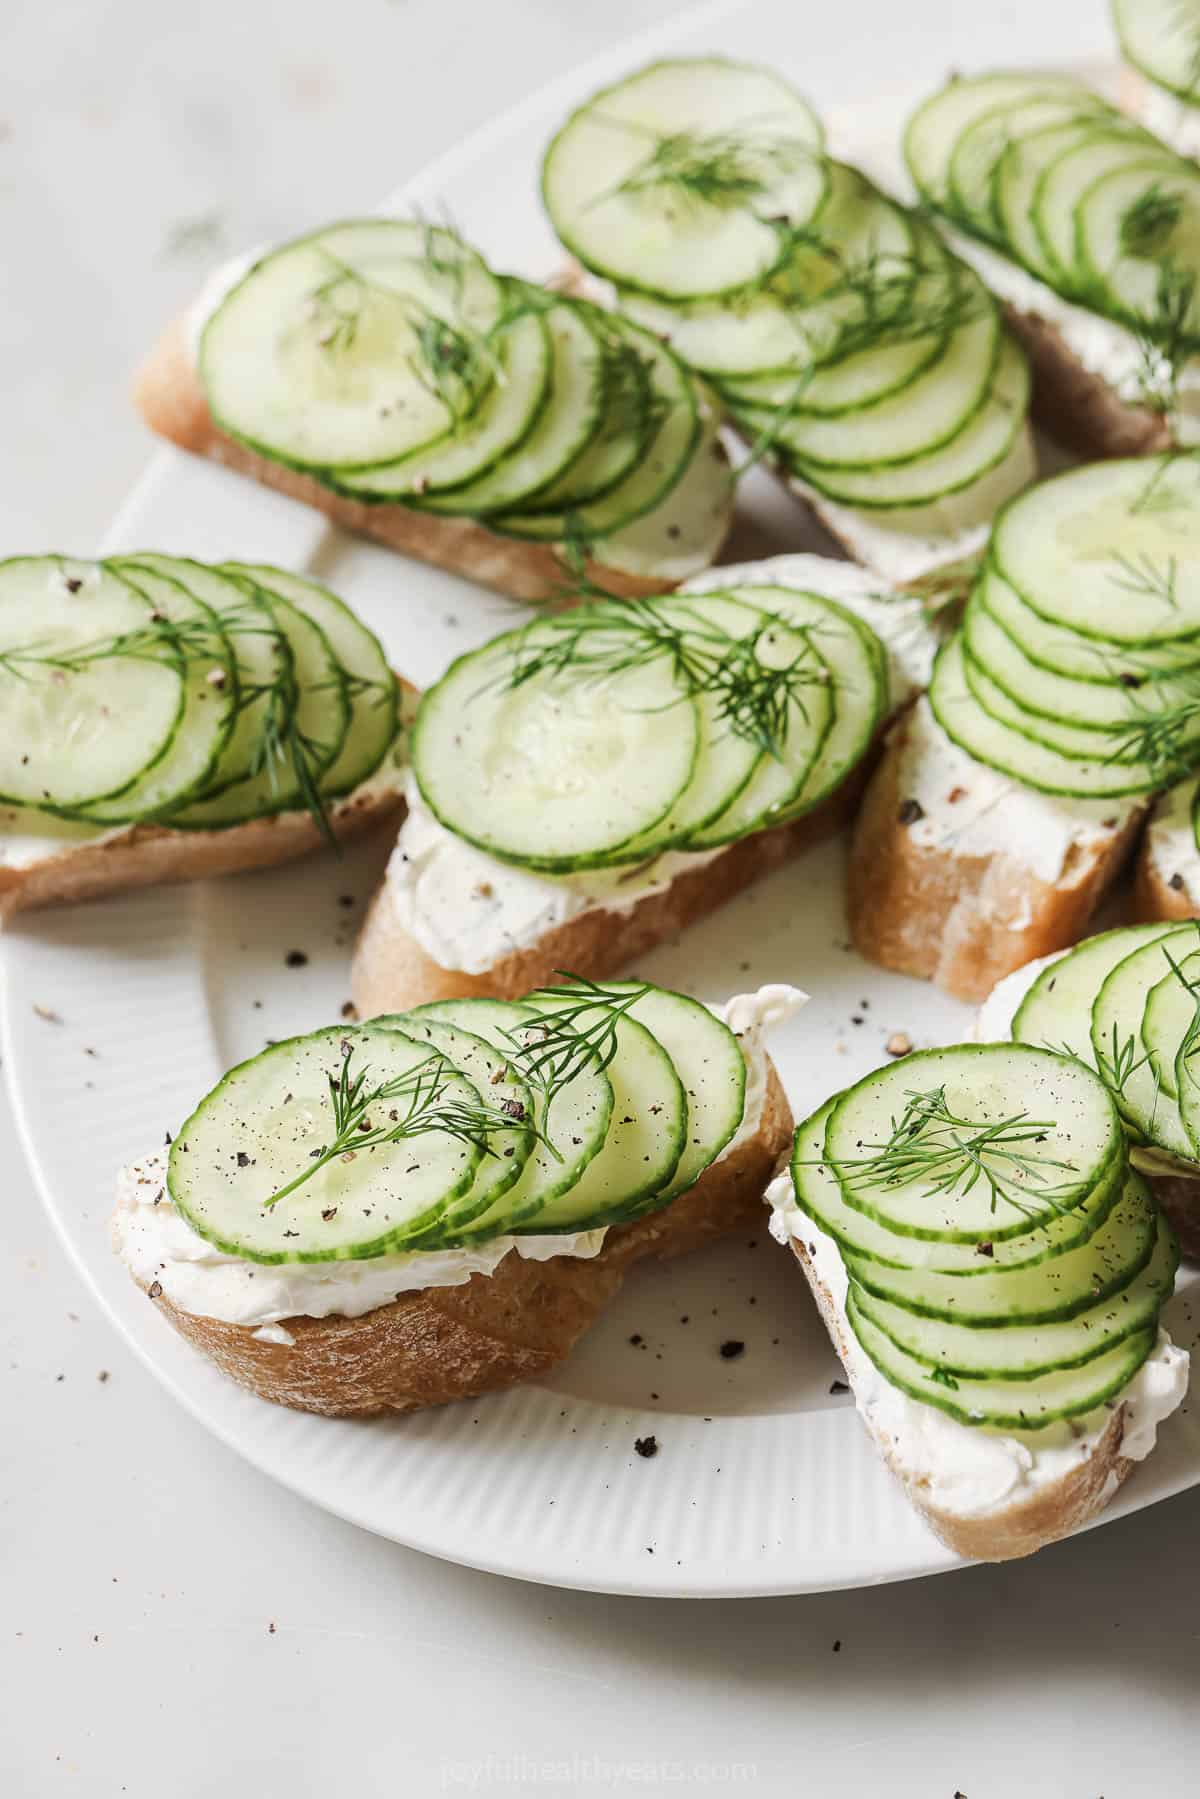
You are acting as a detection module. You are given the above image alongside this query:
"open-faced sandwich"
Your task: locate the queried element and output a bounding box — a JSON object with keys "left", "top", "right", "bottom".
{"left": 351, "top": 552, "right": 946, "bottom": 1015}
{"left": 135, "top": 221, "right": 733, "bottom": 604}
{"left": 113, "top": 978, "right": 799, "bottom": 1414}
{"left": 771, "top": 1039, "right": 1188, "bottom": 1559}
{"left": 0, "top": 553, "right": 408, "bottom": 920}
{"left": 905, "top": 67, "right": 1200, "bottom": 456}
{"left": 978, "top": 923, "right": 1200, "bottom": 1258}
{"left": 850, "top": 454, "right": 1200, "bottom": 1000}
{"left": 540, "top": 56, "right": 1038, "bottom": 583}
{"left": 1113, "top": 0, "right": 1200, "bottom": 158}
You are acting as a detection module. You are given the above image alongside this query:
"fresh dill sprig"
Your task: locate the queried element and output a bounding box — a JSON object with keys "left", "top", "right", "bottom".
{"left": 511, "top": 977, "right": 652, "bottom": 1091}
{"left": 1091, "top": 1023, "right": 1152, "bottom": 1098}
{"left": 1128, "top": 456, "right": 1191, "bottom": 516}
{"left": 1120, "top": 183, "right": 1184, "bottom": 260}
{"left": 595, "top": 116, "right": 817, "bottom": 212}
{"left": 1106, "top": 550, "right": 1181, "bottom": 611}
{"left": 262, "top": 1044, "right": 534, "bottom": 1210}
{"left": 1131, "top": 258, "right": 1199, "bottom": 417}
{"left": 827, "top": 1084, "right": 1081, "bottom": 1221}
{"left": 495, "top": 595, "right": 830, "bottom": 760}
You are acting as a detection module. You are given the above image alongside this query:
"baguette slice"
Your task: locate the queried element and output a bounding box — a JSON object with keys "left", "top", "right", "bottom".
{"left": 0, "top": 679, "right": 415, "bottom": 924}
{"left": 134, "top": 316, "right": 719, "bottom": 605}
{"left": 1134, "top": 774, "right": 1200, "bottom": 923}
{"left": 847, "top": 698, "right": 1146, "bottom": 1002}
{"left": 780, "top": 1207, "right": 1184, "bottom": 1561}
{"left": 119, "top": 1063, "right": 791, "bottom": 1417}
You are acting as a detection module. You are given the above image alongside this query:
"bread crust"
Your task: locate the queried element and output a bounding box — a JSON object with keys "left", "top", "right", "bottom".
{"left": 130, "top": 1064, "right": 793, "bottom": 1416}
{"left": 134, "top": 318, "right": 708, "bottom": 604}
{"left": 846, "top": 709, "right": 1144, "bottom": 1003}
{"left": 789, "top": 1236, "right": 1136, "bottom": 1562}
{"left": 0, "top": 781, "right": 404, "bottom": 924}
{"left": 351, "top": 780, "right": 861, "bottom": 1014}
{"left": 1133, "top": 844, "right": 1198, "bottom": 923}
{"left": 1000, "top": 305, "right": 1171, "bottom": 460}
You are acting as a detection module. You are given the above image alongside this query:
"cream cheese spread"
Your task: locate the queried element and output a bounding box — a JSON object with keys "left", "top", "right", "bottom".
{"left": 1144, "top": 773, "right": 1200, "bottom": 904}
{"left": 894, "top": 697, "right": 1140, "bottom": 889}
{"left": 767, "top": 1173, "right": 1189, "bottom": 1521}
{"left": 113, "top": 986, "right": 801, "bottom": 1331}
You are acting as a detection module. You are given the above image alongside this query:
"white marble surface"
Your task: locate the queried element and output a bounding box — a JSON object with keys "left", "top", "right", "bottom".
{"left": 4, "top": 1, "right": 1200, "bottom": 1793}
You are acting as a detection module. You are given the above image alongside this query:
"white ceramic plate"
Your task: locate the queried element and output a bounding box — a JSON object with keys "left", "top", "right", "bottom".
{"left": 7, "top": 0, "right": 1200, "bottom": 1597}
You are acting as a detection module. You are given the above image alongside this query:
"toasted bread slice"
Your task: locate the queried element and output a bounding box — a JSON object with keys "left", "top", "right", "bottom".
{"left": 783, "top": 1217, "right": 1179, "bottom": 1561}
{"left": 134, "top": 317, "right": 724, "bottom": 605}
{"left": 1134, "top": 776, "right": 1200, "bottom": 923}
{"left": 847, "top": 699, "right": 1145, "bottom": 1002}
{"left": 118, "top": 1064, "right": 791, "bottom": 1417}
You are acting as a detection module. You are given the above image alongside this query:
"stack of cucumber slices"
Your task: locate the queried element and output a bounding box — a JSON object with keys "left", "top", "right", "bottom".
{"left": 1010, "top": 923, "right": 1200, "bottom": 1173}
{"left": 197, "top": 221, "right": 729, "bottom": 581}
{"left": 929, "top": 454, "right": 1200, "bottom": 798}
{"left": 410, "top": 583, "right": 889, "bottom": 871}
{"left": 168, "top": 978, "right": 752, "bottom": 1262}
{"left": 541, "top": 58, "right": 1032, "bottom": 518}
{"left": 906, "top": 70, "right": 1200, "bottom": 382}
{"left": 1113, "top": 0, "right": 1200, "bottom": 110}
{"left": 790, "top": 1043, "right": 1178, "bottom": 1429}
{"left": 0, "top": 554, "right": 399, "bottom": 835}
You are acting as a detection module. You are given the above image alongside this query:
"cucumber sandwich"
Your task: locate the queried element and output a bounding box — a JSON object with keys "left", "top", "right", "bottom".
{"left": 540, "top": 57, "right": 1038, "bottom": 583}
{"left": 849, "top": 454, "right": 1200, "bottom": 1000}
{"left": 350, "top": 552, "right": 948, "bottom": 1018}
{"left": 135, "top": 221, "right": 732, "bottom": 604}
{"left": 1112, "top": 0, "right": 1200, "bottom": 161}
{"left": 772, "top": 1039, "right": 1188, "bottom": 1559}
{"left": 0, "top": 554, "right": 407, "bottom": 919}
{"left": 905, "top": 63, "right": 1200, "bottom": 455}
{"left": 113, "top": 977, "right": 799, "bottom": 1415}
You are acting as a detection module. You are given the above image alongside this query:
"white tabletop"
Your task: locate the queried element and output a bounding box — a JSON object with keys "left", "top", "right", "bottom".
{"left": 4, "top": 2, "right": 1200, "bottom": 1793}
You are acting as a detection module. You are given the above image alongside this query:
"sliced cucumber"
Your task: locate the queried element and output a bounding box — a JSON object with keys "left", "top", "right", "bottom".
{"left": 168, "top": 1025, "right": 491, "bottom": 1262}
{"left": 853, "top": 1207, "right": 1176, "bottom": 1378}
{"left": 961, "top": 643, "right": 1154, "bottom": 764}
{"left": 411, "top": 619, "right": 700, "bottom": 872}
{"left": 994, "top": 117, "right": 1114, "bottom": 283}
{"left": 904, "top": 72, "right": 1090, "bottom": 212}
{"left": 199, "top": 220, "right": 505, "bottom": 471}
{"left": 0, "top": 556, "right": 184, "bottom": 811}
{"left": 1114, "top": 0, "right": 1200, "bottom": 105}
{"left": 790, "top": 1101, "right": 1124, "bottom": 1274}
{"left": 992, "top": 455, "right": 1200, "bottom": 644}
{"left": 718, "top": 328, "right": 943, "bottom": 420}
{"left": 824, "top": 1043, "right": 1123, "bottom": 1244}
{"left": 542, "top": 57, "right": 825, "bottom": 300}
{"left": 1033, "top": 128, "right": 1172, "bottom": 290}
{"left": 976, "top": 563, "right": 1200, "bottom": 686}
{"left": 1012, "top": 923, "right": 1181, "bottom": 1069}
{"left": 1091, "top": 927, "right": 1200, "bottom": 1156}
{"left": 1077, "top": 157, "right": 1200, "bottom": 345}
{"left": 405, "top": 998, "right": 614, "bottom": 1239}
{"left": 517, "top": 992, "right": 686, "bottom": 1230}
{"left": 847, "top": 1293, "right": 1157, "bottom": 1429}
{"left": 1142, "top": 945, "right": 1200, "bottom": 1097}
{"left": 948, "top": 92, "right": 1108, "bottom": 240}
{"left": 845, "top": 1171, "right": 1158, "bottom": 1324}
{"left": 601, "top": 982, "right": 747, "bottom": 1203}
{"left": 223, "top": 563, "right": 397, "bottom": 796}
{"left": 515, "top": 307, "right": 656, "bottom": 511}
{"left": 414, "top": 299, "right": 605, "bottom": 515}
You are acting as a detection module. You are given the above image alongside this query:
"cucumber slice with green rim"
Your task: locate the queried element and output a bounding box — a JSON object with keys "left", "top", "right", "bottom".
{"left": 413, "top": 299, "right": 605, "bottom": 515}
{"left": 824, "top": 1043, "right": 1123, "bottom": 1244}
{"left": 1091, "top": 927, "right": 1200, "bottom": 1156}
{"left": 718, "top": 327, "right": 944, "bottom": 420}
{"left": 930, "top": 635, "right": 1170, "bottom": 798}
{"left": 168, "top": 1025, "right": 492, "bottom": 1262}
{"left": 599, "top": 982, "right": 747, "bottom": 1204}
{"left": 847, "top": 1293, "right": 1157, "bottom": 1429}
{"left": 744, "top": 294, "right": 1001, "bottom": 471}
{"left": 223, "top": 564, "right": 397, "bottom": 796}
{"left": 122, "top": 554, "right": 295, "bottom": 800}
{"left": 852, "top": 1207, "right": 1176, "bottom": 1379}
{"left": 845, "top": 1171, "right": 1158, "bottom": 1324}
{"left": 1142, "top": 945, "right": 1200, "bottom": 1098}
{"left": 492, "top": 327, "right": 701, "bottom": 542}
{"left": 793, "top": 336, "right": 1029, "bottom": 510}
{"left": 199, "top": 220, "right": 504, "bottom": 471}
{"left": 977, "top": 562, "right": 1200, "bottom": 682}
{"left": 517, "top": 991, "right": 686, "bottom": 1229}
{"left": 1076, "top": 157, "right": 1200, "bottom": 345}
{"left": 994, "top": 118, "right": 1118, "bottom": 283}
{"left": 904, "top": 73, "right": 1091, "bottom": 211}
{"left": 991, "top": 455, "right": 1200, "bottom": 645}
{"left": 330, "top": 304, "right": 552, "bottom": 499}
{"left": 790, "top": 1102, "right": 1125, "bottom": 1275}
{"left": 542, "top": 57, "right": 825, "bottom": 300}
{"left": 174, "top": 582, "right": 349, "bottom": 828}
{"left": 411, "top": 619, "right": 700, "bottom": 872}
{"left": 1011, "top": 923, "right": 1181, "bottom": 1070}
{"left": 373, "top": 1015, "right": 535, "bottom": 1237}
{"left": 404, "top": 997, "right": 614, "bottom": 1239}
{"left": 0, "top": 556, "right": 184, "bottom": 810}
{"left": 1033, "top": 128, "right": 1172, "bottom": 289}
{"left": 1113, "top": 0, "right": 1200, "bottom": 105}
{"left": 64, "top": 562, "right": 237, "bottom": 824}
{"left": 588, "top": 400, "right": 730, "bottom": 584}
{"left": 1175, "top": 1003, "right": 1200, "bottom": 1155}
{"left": 509, "top": 307, "right": 655, "bottom": 511}
{"left": 948, "top": 93, "right": 1109, "bottom": 240}
{"left": 961, "top": 641, "right": 1156, "bottom": 764}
